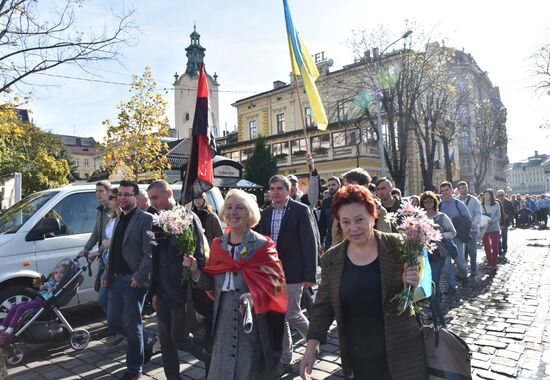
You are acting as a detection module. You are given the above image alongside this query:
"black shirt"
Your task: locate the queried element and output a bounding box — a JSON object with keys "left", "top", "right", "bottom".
{"left": 110, "top": 207, "right": 137, "bottom": 276}
{"left": 340, "top": 255, "right": 390, "bottom": 379}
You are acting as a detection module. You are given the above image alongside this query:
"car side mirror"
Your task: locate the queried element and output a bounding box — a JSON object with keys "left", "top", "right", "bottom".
{"left": 26, "top": 217, "right": 61, "bottom": 241}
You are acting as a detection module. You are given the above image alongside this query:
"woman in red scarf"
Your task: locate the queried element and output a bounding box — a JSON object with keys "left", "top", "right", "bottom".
{"left": 183, "top": 189, "right": 287, "bottom": 380}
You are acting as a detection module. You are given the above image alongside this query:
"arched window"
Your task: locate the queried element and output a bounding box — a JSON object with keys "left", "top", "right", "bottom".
{"left": 185, "top": 112, "right": 190, "bottom": 122}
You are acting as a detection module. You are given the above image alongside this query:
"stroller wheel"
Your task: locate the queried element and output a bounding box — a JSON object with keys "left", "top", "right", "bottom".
{"left": 6, "top": 343, "right": 24, "bottom": 366}
{"left": 70, "top": 329, "right": 90, "bottom": 350}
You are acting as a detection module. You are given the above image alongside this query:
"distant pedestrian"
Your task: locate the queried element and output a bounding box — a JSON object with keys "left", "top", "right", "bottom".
{"left": 318, "top": 176, "right": 340, "bottom": 250}
{"left": 457, "top": 181, "right": 482, "bottom": 278}
{"left": 481, "top": 189, "right": 501, "bottom": 273}
{"left": 496, "top": 190, "right": 514, "bottom": 258}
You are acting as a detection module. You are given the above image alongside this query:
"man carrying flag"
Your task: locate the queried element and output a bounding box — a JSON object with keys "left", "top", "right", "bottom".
{"left": 183, "top": 62, "right": 216, "bottom": 205}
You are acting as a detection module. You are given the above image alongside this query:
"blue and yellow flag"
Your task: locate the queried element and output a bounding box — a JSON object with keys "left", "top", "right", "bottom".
{"left": 414, "top": 248, "right": 432, "bottom": 302}
{"left": 282, "top": 0, "right": 328, "bottom": 131}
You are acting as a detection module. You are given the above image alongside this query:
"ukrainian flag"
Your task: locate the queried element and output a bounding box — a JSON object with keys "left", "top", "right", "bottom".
{"left": 283, "top": 0, "right": 328, "bottom": 131}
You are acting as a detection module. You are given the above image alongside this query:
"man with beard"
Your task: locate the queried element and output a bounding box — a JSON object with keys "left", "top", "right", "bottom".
{"left": 105, "top": 180, "right": 155, "bottom": 380}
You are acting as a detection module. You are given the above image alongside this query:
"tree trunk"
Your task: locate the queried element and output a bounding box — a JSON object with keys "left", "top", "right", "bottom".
{"left": 442, "top": 138, "right": 453, "bottom": 182}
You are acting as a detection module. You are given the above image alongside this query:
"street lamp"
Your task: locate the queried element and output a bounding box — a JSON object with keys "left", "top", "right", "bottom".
{"left": 376, "top": 30, "right": 412, "bottom": 177}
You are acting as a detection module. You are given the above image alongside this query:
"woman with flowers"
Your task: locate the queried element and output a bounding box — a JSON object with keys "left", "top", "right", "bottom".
{"left": 183, "top": 189, "right": 287, "bottom": 380}
{"left": 420, "top": 191, "right": 456, "bottom": 300}
{"left": 300, "top": 185, "right": 427, "bottom": 380}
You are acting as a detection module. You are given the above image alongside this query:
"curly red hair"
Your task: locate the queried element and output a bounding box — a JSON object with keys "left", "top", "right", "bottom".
{"left": 332, "top": 185, "right": 378, "bottom": 221}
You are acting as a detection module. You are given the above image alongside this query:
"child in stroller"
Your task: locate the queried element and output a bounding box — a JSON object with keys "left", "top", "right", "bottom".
{"left": 1, "top": 257, "right": 92, "bottom": 366}
{"left": 0, "top": 263, "right": 67, "bottom": 341}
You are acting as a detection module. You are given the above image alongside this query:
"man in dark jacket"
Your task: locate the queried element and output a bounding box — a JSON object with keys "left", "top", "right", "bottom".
{"left": 318, "top": 176, "right": 340, "bottom": 250}
{"left": 258, "top": 175, "right": 318, "bottom": 375}
{"left": 147, "top": 180, "right": 210, "bottom": 380}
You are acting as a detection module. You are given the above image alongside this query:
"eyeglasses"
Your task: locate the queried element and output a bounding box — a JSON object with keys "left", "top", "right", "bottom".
{"left": 109, "top": 196, "right": 117, "bottom": 200}
{"left": 118, "top": 193, "right": 136, "bottom": 198}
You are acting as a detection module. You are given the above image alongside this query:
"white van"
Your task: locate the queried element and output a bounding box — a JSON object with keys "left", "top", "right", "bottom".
{"left": 0, "top": 184, "right": 224, "bottom": 322}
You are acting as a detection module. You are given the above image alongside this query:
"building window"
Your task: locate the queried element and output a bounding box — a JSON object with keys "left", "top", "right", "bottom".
{"left": 304, "top": 107, "right": 313, "bottom": 128}
{"left": 291, "top": 138, "right": 307, "bottom": 156}
{"left": 84, "top": 159, "right": 89, "bottom": 166}
{"left": 276, "top": 113, "right": 285, "bottom": 134}
{"left": 272, "top": 141, "right": 289, "bottom": 157}
{"left": 311, "top": 134, "right": 330, "bottom": 154}
{"left": 249, "top": 120, "right": 257, "bottom": 139}
{"left": 227, "top": 151, "right": 239, "bottom": 161}
{"left": 241, "top": 148, "right": 254, "bottom": 162}
{"left": 74, "top": 159, "right": 79, "bottom": 166}
{"left": 185, "top": 112, "right": 190, "bottom": 121}
{"left": 332, "top": 129, "right": 359, "bottom": 147}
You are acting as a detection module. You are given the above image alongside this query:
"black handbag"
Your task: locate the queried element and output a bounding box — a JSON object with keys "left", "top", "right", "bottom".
{"left": 451, "top": 200, "right": 472, "bottom": 243}
{"left": 425, "top": 295, "right": 472, "bottom": 379}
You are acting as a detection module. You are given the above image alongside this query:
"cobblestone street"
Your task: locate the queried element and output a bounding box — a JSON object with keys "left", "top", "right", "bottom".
{"left": 5, "top": 228, "right": 550, "bottom": 379}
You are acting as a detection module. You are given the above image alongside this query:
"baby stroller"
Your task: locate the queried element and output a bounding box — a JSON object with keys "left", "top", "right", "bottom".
{"left": 4, "top": 256, "right": 93, "bottom": 365}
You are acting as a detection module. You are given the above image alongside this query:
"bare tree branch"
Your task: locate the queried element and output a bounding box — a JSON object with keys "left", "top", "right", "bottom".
{"left": 0, "top": 0, "right": 136, "bottom": 93}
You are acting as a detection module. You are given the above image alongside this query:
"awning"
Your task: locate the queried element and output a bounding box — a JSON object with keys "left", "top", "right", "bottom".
{"left": 215, "top": 177, "right": 263, "bottom": 189}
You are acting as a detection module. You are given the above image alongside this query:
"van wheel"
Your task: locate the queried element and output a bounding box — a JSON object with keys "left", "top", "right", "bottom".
{"left": 0, "top": 286, "right": 34, "bottom": 324}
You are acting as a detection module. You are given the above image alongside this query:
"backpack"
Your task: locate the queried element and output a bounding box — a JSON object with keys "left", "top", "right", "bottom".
{"left": 451, "top": 200, "right": 472, "bottom": 243}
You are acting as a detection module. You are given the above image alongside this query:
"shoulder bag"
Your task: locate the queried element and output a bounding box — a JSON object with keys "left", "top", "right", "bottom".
{"left": 424, "top": 294, "right": 472, "bottom": 379}
{"left": 451, "top": 200, "right": 472, "bottom": 243}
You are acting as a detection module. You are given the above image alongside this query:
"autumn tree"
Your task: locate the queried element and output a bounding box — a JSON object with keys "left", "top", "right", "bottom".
{"left": 103, "top": 66, "right": 170, "bottom": 181}
{"left": 0, "top": 101, "right": 70, "bottom": 195}
{"left": 0, "top": 0, "right": 135, "bottom": 93}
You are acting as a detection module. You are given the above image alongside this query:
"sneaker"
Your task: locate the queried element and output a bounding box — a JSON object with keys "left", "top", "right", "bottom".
{"left": 143, "top": 333, "right": 157, "bottom": 365}
{"left": 276, "top": 362, "right": 294, "bottom": 376}
{"left": 119, "top": 372, "right": 141, "bottom": 380}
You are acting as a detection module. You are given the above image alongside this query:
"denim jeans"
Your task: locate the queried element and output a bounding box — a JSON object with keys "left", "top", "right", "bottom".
{"left": 444, "top": 238, "right": 468, "bottom": 288}
{"left": 465, "top": 230, "right": 478, "bottom": 274}
{"left": 500, "top": 226, "right": 508, "bottom": 256}
{"left": 107, "top": 275, "right": 148, "bottom": 374}
{"left": 429, "top": 253, "right": 446, "bottom": 301}
{"left": 98, "top": 285, "right": 109, "bottom": 315}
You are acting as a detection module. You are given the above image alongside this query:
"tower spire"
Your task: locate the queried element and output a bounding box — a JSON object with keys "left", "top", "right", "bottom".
{"left": 185, "top": 26, "right": 205, "bottom": 77}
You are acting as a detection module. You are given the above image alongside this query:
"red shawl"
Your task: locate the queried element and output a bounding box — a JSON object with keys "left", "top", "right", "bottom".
{"left": 203, "top": 236, "right": 288, "bottom": 314}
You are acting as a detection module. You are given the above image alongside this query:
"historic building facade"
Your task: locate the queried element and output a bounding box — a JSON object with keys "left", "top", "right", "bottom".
{"left": 507, "top": 151, "right": 550, "bottom": 194}
{"left": 173, "top": 26, "right": 220, "bottom": 139}
{"left": 54, "top": 134, "right": 102, "bottom": 180}
{"left": 219, "top": 45, "right": 507, "bottom": 195}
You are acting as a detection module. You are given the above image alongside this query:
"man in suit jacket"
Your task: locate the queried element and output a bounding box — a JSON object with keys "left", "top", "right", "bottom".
{"left": 258, "top": 175, "right": 318, "bottom": 375}
{"left": 147, "top": 180, "right": 211, "bottom": 379}
{"left": 105, "top": 180, "right": 154, "bottom": 380}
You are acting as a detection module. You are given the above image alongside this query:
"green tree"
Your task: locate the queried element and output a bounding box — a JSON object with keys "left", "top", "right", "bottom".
{"left": 0, "top": 105, "right": 70, "bottom": 195}
{"left": 244, "top": 136, "right": 278, "bottom": 191}
{"left": 102, "top": 66, "right": 170, "bottom": 181}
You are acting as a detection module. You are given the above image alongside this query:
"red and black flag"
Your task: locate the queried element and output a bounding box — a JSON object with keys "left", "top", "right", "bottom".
{"left": 183, "top": 63, "right": 217, "bottom": 204}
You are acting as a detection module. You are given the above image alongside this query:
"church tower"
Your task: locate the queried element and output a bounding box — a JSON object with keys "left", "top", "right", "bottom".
{"left": 174, "top": 26, "right": 220, "bottom": 139}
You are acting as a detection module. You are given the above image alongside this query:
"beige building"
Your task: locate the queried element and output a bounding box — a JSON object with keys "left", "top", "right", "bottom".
{"left": 55, "top": 135, "right": 102, "bottom": 181}
{"left": 219, "top": 45, "right": 507, "bottom": 196}
{"left": 173, "top": 26, "right": 220, "bottom": 139}
{"left": 507, "top": 151, "right": 550, "bottom": 194}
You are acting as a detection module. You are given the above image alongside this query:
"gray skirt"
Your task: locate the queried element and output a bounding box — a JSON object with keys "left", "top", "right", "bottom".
{"left": 207, "top": 290, "right": 268, "bottom": 380}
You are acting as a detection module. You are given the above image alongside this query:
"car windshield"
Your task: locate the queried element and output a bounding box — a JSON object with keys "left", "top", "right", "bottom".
{"left": 0, "top": 191, "right": 58, "bottom": 234}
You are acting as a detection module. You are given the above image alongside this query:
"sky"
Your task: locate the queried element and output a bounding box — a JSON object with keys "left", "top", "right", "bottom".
{"left": 22, "top": 0, "right": 550, "bottom": 163}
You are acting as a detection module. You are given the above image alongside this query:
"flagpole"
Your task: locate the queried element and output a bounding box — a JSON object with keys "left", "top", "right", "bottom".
{"left": 291, "top": 72, "right": 311, "bottom": 157}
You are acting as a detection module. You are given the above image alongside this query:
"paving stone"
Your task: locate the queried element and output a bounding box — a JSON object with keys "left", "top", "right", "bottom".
{"left": 475, "top": 339, "right": 508, "bottom": 349}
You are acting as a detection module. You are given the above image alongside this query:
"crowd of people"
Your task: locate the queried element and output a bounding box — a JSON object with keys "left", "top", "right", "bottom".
{"left": 70, "top": 154, "right": 549, "bottom": 380}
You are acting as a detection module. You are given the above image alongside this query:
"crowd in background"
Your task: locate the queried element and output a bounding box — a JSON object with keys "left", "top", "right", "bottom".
{"left": 72, "top": 153, "right": 550, "bottom": 380}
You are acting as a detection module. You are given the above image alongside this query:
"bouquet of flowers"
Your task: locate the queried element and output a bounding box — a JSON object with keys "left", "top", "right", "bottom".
{"left": 151, "top": 205, "right": 196, "bottom": 281}
{"left": 385, "top": 202, "right": 442, "bottom": 315}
